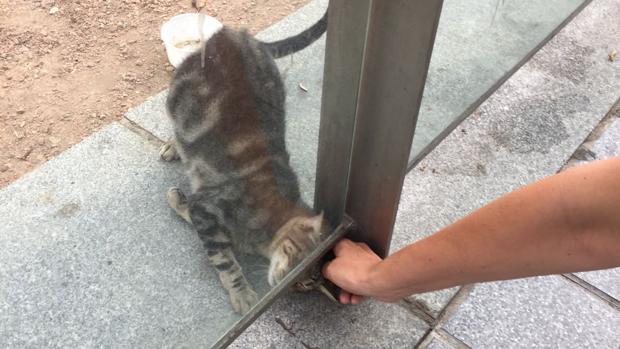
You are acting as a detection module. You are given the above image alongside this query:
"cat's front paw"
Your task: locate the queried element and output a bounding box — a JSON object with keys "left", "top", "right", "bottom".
{"left": 229, "top": 287, "right": 258, "bottom": 314}
{"left": 166, "top": 187, "right": 192, "bottom": 223}
{"left": 159, "top": 141, "right": 179, "bottom": 161}
{"left": 166, "top": 187, "right": 187, "bottom": 208}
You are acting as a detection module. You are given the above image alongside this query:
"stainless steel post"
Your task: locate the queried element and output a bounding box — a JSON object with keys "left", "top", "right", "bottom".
{"left": 316, "top": 0, "right": 444, "bottom": 257}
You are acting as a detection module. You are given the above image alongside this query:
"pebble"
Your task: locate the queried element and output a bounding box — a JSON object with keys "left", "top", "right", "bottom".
{"left": 49, "top": 6, "right": 59, "bottom": 14}
{"left": 16, "top": 147, "right": 33, "bottom": 160}
{"left": 49, "top": 136, "right": 61, "bottom": 146}
{"left": 0, "top": 165, "right": 9, "bottom": 173}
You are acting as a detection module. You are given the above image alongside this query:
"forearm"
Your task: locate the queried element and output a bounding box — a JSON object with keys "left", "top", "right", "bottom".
{"left": 370, "top": 157, "right": 620, "bottom": 300}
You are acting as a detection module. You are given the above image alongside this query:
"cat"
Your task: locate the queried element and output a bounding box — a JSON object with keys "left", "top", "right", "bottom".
{"left": 160, "top": 11, "right": 328, "bottom": 314}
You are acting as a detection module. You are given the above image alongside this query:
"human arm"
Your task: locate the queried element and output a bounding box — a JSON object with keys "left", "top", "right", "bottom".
{"left": 322, "top": 156, "right": 620, "bottom": 304}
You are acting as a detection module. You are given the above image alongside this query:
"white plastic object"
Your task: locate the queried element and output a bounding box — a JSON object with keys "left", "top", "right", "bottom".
{"left": 160, "top": 13, "right": 223, "bottom": 68}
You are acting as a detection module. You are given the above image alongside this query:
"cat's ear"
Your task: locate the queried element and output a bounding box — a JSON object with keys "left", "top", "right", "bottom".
{"left": 309, "top": 211, "right": 324, "bottom": 232}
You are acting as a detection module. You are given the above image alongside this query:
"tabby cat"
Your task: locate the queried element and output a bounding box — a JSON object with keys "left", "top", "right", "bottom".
{"left": 160, "top": 12, "right": 328, "bottom": 314}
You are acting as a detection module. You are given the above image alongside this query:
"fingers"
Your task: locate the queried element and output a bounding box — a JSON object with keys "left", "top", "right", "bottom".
{"left": 333, "top": 239, "right": 375, "bottom": 256}
{"left": 350, "top": 294, "right": 364, "bottom": 305}
{"left": 339, "top": 290, "right": 351, "bottom": 304}
{"left": 338, "top": 290, "right": 364, "bottom": 305}
{"left": 356, "top": 242, "right": 375, "bottom": 254}
{"left": 323, "top": 238, "right": 374, "bottom": 306}
{"left": 332, "top": 238, "right": 356, "bottom": 256}
{"left": 321, "top": 260, "right": 333, "bottom": 280}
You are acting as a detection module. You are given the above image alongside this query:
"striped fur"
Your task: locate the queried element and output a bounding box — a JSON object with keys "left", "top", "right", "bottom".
{"left": 162, "top": 25, "right": 326, "bottom": 314}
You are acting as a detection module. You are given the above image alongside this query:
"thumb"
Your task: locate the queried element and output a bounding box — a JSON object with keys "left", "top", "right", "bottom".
{"left": 321, "top": 260, "right": 333, "bottom": 280}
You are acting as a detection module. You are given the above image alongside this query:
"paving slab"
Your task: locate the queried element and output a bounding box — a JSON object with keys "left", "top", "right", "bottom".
{"left": 426, "top": 340, "right": 453, "bottom": 349}
{"left": 425, "top": 338, "right": 457, "bottom": 349}
{"left": 0, "top": 123, "right": 271, "bottom": 348}
{"left": 418, "top": 331, "right": 463, "bottom": 349}
{"left": 587, "top": 117, "right": 620, "bottom": 159}
{"left": 406, "top": 287, "right": 460, "bottom": 319}
{"left": 442, "top": 276, "right": 620, "bottom": 348}
{"left": 576, "top": 268, "right": 620, "bottom": 301}
{"left": 125, "top": 89, "right": 170, "bottom": 141}
{"left": 569, "top": 112, "right": 620, "bottom": 301}
{"left": 566, "top": 110, "right": 620, "bottom": 168}
{"left": 230, "top": 291, "right": 428, "bottom": 349}
{"left": 389, "top": 0, "right": 620, "bottom": 318}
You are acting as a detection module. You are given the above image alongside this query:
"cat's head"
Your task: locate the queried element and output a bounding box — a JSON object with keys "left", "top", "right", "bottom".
{"left": 268, "top": 212, "right": 325, "bottom": 286}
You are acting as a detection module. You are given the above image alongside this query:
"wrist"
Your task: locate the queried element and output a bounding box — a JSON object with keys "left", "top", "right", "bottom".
{"left": 365, "top": 260, "right": 402, "bottom": 302}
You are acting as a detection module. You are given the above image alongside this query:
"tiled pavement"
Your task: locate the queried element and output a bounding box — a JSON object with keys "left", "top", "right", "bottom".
{"left": 1, "top": 0, "right": 619, "bottom": 347}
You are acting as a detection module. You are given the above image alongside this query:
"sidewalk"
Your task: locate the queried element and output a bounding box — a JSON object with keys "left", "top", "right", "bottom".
{"left": 1, "top": 0, "right": 619, "bottom": 348}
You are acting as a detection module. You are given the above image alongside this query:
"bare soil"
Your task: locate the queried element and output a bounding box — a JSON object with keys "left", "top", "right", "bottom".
{"left": 0, "top": 0, "right": 309, "bottom": 187}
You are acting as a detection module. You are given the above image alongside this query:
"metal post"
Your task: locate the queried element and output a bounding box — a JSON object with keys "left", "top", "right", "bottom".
{"left": 316, "top": 0, "right": 443, "bottom": 257}
{"left": 314, "top": 0, "right": 372, "bottom": 227}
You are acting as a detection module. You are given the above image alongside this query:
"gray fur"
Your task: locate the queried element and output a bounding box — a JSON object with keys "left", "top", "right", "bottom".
{"left": 162, "top": 25, "right": 325, "bottom": 314}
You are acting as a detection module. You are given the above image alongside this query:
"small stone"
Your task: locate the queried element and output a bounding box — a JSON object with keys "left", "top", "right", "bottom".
{"left": 16, "top": 147, "right": 33, "bottom": 160}
{"left": 165, "top": 66, "right": 174, "bottom": 72}
{"left": 0, "top": 164, "right": 9, "bottom": 172}
{"left": 49, "top": 6, "right": 59, "bottom": 14}
{"left": 49, "top": 136, "right": 61, "bottom": 146}
{"left": 16, "top": 109, "right": 25, "bottom": 114}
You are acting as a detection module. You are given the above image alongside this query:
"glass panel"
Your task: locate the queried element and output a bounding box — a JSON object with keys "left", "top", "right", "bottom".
{"left": 205, "top": 1, "right": 336, "bottom": 346}
{"left": 410, "top": 0, "right": 589, "bottom": 163}
{"left": 160, "top": 2, "right": 335, "bottom": 348}
{"left": 0, "top": 1, "right": 340, "bottom": 349}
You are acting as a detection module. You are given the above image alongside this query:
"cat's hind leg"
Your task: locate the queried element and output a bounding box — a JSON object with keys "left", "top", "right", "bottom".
{"left": 160, "top": 140, "right": 180, "bottom": 161}
{"left": 189, "top": 199, "right": 258, "bottom": 314}
{"left": 167, "top": 187, "right": 192, "bottom": 224}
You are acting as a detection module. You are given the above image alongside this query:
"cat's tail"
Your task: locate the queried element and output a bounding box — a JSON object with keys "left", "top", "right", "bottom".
{"left": 263, "top": 10, "right": 328, "bottom": 59}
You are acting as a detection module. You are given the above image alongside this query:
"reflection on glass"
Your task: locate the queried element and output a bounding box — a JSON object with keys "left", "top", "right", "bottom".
{"left": 411, "top": 0, "right": 588, "bottom": 161}
{"left": 161, "top": 4, "right": 330, "bottom": 348}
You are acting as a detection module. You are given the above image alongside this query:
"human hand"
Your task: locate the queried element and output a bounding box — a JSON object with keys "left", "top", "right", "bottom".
{"left": 321, "top": 239, "right": 384, "bottom": 304}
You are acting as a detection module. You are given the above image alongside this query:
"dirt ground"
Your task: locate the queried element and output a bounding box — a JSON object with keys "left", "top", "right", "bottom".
{"left": 0, "top": 0, "right": 309, "bottom": 188}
